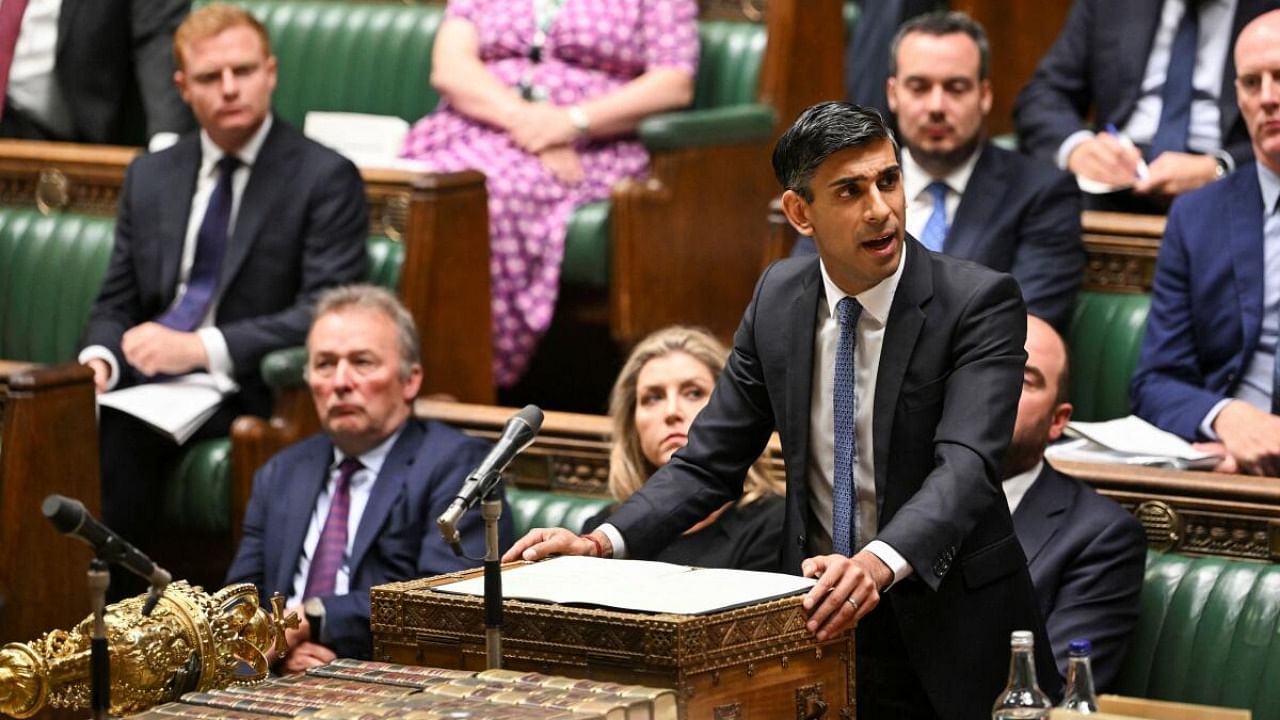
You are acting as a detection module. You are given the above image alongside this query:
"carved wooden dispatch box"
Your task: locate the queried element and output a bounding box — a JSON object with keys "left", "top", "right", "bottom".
{"left": 370, "top": 568, "right": 854, "bottom": 720}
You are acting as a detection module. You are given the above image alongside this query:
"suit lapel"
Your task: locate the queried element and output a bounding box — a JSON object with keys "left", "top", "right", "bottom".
{"left": 350, "top": 420, "right": 422, "bottom": 573}
{"left": 275, "top": 440, "right": 336, "bottom": 593}
{"left": 873, "top": 239, "right": 930, "bottom": 511}
{"left": 54, "top": 0, "right": 79, "bottom": 58}
{"left": 1228, "top": 167, "right": 1266, "bottom": 355}
{"left": 160, "top": 139, "right": 203, "bottom": 305}
{"left": 221, "top": 121, "right": 294, "bottom": 289}
{"left": 1115, "top": 0, "right": 1164, "bottom": 123}
{"left": 946, "top": 145, "right": 1001, "bottom": 259}
{"left": 783, "top": 262, "right": 821, "bottom": 519}
{"left": 1011, "top": 465, "right": 1073, "bottom": 566}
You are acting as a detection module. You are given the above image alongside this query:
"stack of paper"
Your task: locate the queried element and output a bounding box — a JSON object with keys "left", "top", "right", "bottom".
{"left": 1046, "top": 415, "right": 1220, "bottom": 470}
{"left": 97, "top": 373, "right": 232, "bottom": 443}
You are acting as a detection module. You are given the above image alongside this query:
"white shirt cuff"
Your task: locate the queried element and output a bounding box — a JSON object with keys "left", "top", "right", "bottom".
{"left": 148, "top": 132, "right": 180, "bottom": 153}
{"left": 864, "top": 540, "right": 913, "bottom": 590}
{"left": 198, "top": 327, "right": 236, "bottom": 380}
{"left": 1199, "top": 398, "right": 1234, "bottom": 441}
{"left": 596, "top": 523, "right": 627, "bottom": 559}
{"left": 78, "top": 345, "right": 121, "bottom": 391}
{"left": 1057, "top": 129, "right": 1096, "bottom": 170}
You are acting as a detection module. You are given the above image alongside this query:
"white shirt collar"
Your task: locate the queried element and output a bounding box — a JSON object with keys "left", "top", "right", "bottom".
{"left": 817, "top": 244, "right": 907, "bottom": 326}
{"left": 1257, "top": 161, "right": 1280, "bottom": 217}
{"left": 1002, "top": 459, "right": 1044, "bottom": 515}
{"left": 333, "top": 423, "right": 405, "bottom": 481}
{"left": 902, "top": 144, "right": 982, "bottom": 203}
{"left": 198, "top": 113, "right": 274, "bottom": 174}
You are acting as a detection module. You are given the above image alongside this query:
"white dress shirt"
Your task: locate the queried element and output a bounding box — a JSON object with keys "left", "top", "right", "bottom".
{"left": 1001, "top": 461, "right": 1043, "bottom": 515}
{"left": 79, "top": 115, "right": 275, "bottom": 391}
{"left": 902, "top": 146, "right": 982, "bottom": 242}
{"left": 287, "top": 426, "right": 404, "bottom": 607}
{"left": 4, "top": 0, "right": 73, "bottom": 139}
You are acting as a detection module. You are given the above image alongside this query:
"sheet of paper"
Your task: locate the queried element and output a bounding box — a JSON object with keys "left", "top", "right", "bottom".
{"left": 433, "top": 556, "right": 815, "bottom": 615}
{"left": 96, "top": 373, "right": 229, "bottom": 443}
{"left": 1064, "top": 415, "right": 1216, "bottom": 460}
{"left": 304, "top": 111, "right": 428, "bottom": 170}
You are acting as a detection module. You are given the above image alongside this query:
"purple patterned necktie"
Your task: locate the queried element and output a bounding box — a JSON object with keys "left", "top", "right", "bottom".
{"left": 157, "top": 155, "right": 240, "bottom": 331}
{"left": 303, "top": 457, "right": 363, "bottom": 599}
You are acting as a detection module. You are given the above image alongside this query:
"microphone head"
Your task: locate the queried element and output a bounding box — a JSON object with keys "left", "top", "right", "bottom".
{"left": 42, "top": 494, "right": 86, "bottom": 535}
{"left": 515, "top": 404, "right": 544, "bottom": 433}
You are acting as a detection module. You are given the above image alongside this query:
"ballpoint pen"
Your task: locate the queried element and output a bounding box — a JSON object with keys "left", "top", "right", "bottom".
{"left": 1103, "top": 123, "right": 1150, "bottom": 181}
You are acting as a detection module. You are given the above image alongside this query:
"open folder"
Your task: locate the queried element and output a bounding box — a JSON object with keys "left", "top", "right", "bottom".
{"left": 1045, "top": 415, "right": 1221, "bottom": 470}
{"left": 96, "top": 373, "right": 233, "bottom": 444}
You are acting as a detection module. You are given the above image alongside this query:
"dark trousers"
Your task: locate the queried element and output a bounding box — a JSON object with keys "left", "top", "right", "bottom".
{"left": 0, "top": 102, "right": 60, "bottom": 141}
{"left": 855, "top": 595, "right": 940, "bottom": 720}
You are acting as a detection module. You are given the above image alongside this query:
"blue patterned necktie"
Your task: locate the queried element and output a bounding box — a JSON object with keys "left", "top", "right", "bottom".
{"left": 832, "top": 296, "right": 863, "bottom": 556}
{"left": 303, "top": 457, "right": 363, "bottom": 599}
{"left": 1149, "top": 0, "right": 1199, "bottom": 160}
{"left": 920, "top": 181, "right": 949, "bottom": 252}
{"left": 157, "top": 155, "right": 240, "bottom": 331}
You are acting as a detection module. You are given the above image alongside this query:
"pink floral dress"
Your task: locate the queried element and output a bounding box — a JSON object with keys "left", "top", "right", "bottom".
{"left": 401, "top": 0, "right": 699, "bottom": 388}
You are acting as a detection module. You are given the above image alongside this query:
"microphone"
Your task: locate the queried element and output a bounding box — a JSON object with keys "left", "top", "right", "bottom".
{"left": 43, "top": 494, "right": 172, "bottom": 615}
{"left": 437, "top": 404, "right": 543, "bottom": 552}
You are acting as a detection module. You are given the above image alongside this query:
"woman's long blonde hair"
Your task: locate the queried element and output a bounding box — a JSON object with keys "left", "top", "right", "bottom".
{"left": 607, "top": 326, "right": 784, "bottom": 506}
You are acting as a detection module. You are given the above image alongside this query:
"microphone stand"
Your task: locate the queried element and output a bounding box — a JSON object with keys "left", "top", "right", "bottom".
{"left": 87, "top": 558, "right": 111, "bottom": 720}
{"left": 481, "top": 481, "right": 504, "bottom": 670}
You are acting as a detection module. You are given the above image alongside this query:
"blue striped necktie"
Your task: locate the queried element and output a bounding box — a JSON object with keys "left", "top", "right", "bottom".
{"left": 832, "top": 296, "right": 863, "bottom": 556}
{"left": 920, "top": 181, "right": 949, "bottom": 252}
{"left": 157, "top": 155, "right": 240, "bottom": 331}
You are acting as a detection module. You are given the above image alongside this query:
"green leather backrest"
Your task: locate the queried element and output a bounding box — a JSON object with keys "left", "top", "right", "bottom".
{"left": 229, "top": 1, "right": 444, "bottom": 125}
{"left": 1067, "top": 291, "right": 1151, "bottom": 422}
{"left": 505, "top": 487, "right": 613, "bottom": 538}
{"left": 163, "top": 437, "right": 233, "bottom": 533}
{"left": 692, "top": 20, "right": 766, "bottom": 109}
{"left": 1116, "top": 551, "right": 1280, "bottom": 720}
{"left": 0, "top": 208, "right": 114, "bottom": 363}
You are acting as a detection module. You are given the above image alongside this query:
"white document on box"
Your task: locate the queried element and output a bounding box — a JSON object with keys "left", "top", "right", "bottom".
{"left": 433, "top": 555, "right": 816, "bottom": 615}
{"left": 1047, "top": 415, "right": 1220, "bottom": 469}
{"left": 96, "top": 373, "right": 231, "bottom": 444}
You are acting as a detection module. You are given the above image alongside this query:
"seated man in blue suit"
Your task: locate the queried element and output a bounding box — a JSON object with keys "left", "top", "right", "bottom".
{"left": 1005, "top": 315, "right": 1145, "bottom": 691}
{"left": 802, "top": 11, "right": 1083, "bottom": 332}
{"left": 1130, "top": 9, "right": 1280, "bottom": 477}
{"left": 226, "top": 285, "right": 510, "bottom": 671}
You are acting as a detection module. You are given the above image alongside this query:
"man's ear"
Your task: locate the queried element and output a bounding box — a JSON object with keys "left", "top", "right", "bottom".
{"left": 1046, "top": 402, "right": 1073, "bottom": 443}
{"left": 886, "top": 77, "right": 899, "bottom": 114}
{"left": 174, "top": 70, "right": 189, "bottom": 104}
{"left": 780, "top": 189, "right": 815, "bottom": 237}
{"left": 979, "top": 78, "right": 993, "bottom": 117}
{"left": 402, "top": 364, "right": 424, "bottom": 402}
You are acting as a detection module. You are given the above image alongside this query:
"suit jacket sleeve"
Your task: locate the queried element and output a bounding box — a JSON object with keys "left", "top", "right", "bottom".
{"left": 320, "top": 435, "right": 502, "bottom": 659}
{"left": 1130, "top": 199, "right": 1222, "bottom": 440}
{"left": 218, "top": 154, "right": 369, "bottom": 373}
{"left": 874, "top": 271, "right": 1027, "bottom": 590}
{"left": 1011, "top": 169, "right": 1084, "bottom": 333}
{"left": 1014, "top": 0, "right": 1097, "bottom": 162}
{"left": 606, "top": 264, "right": 780, "bottom": 557}
{"left": 1045, "top": 506, "right": 1146, "bottom": 692}
{"left": 130, "top": 0, "right": 195, "bottom": 137}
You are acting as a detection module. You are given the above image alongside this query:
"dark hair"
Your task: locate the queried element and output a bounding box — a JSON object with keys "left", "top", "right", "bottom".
{"left": 771, "top": 101, "right": 900, "bottom": 201}
{"left": 888, "top": 11, "right": 990, "bottom": 81}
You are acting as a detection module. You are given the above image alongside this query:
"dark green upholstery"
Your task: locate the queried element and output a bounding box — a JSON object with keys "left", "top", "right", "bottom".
{"left": 561, "top": 201, "right": 610, "bottom": 289}
{"left": 162, "top": 437, "right": 233, "bottom": 532}
{"left": 0, "top": 209, "right": 113, "bottom": 363}
{"left": 1116, "top": 552, "right": 1280, "bottom": 720}
{"left": 1067, "top": 291, "right": 1151, "bottom": 422}
{"left": 505, "top": 487, "right": 613, "bottom": 538}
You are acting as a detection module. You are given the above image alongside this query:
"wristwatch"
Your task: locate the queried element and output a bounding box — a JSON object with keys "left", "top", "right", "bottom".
{"left": 303, "top": 596, "right": 326, "bottom": 645}
{"left": 566, "top": 104, "right": 591, "bottom": 136}
{"left": 1214, "top": 154, "right": 1231, "bottom": 180}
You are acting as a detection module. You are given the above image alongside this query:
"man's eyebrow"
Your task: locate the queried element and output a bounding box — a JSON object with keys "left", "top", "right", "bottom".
{"left": 826, "top": 163, "right": 901, "bottom": 188}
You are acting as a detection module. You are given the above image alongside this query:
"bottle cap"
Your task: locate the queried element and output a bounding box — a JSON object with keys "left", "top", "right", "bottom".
{"left": 1011, "top": 630, "right": 1034, "bottom": 647}
{"left": 1069, "top": 639, "right": 1092, "bottom": 655}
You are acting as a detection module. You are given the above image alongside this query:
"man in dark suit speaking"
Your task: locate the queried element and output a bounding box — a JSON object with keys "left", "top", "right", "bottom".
{"left": 507, "top": 102, "right": 1060, "bottom": 719}
{"left": 79, "top": 4, "right": 368, "bottom": 563}
{"left": 227, "top": 285, "right": 504, "bottom": 670}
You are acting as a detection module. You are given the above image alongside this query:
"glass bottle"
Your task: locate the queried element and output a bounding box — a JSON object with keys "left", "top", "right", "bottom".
{"left": 992, "top": 630, "right": 1053, "bottom": 720}
{"left": 1060, "top": 638, "right": 1100, "bottom": 713}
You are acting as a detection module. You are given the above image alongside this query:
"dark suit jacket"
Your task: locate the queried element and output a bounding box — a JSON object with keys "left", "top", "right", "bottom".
{"left": 608, "top": 239, "right": 1060, "bottom": 718}
{"left": 1013, "top": 464, "right": 1146, "bottom": 692}
{"left": 1130, "top": 164, "right": 1266, "bottom": 440}
{"left": 1014, "top": 0, "right": 1279, "bottom": 168}
{"left": 81, "top": 119, "right": 369, "bottom": 416}
{"left": 225, "top": 418, "right": 508, "bottom": 659}
{"left": 55, "top": 0, "right": 194, "bottom": 144}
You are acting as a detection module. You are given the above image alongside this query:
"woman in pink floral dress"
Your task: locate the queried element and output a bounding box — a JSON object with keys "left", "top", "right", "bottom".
{"left": 401, "top": 0, "right": 699, "bottom": 388}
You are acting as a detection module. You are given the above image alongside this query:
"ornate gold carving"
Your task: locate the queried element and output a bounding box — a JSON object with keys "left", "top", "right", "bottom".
{"left": 714, "top": 701, "right": 743, "bottom": 719}
{"left": 0, "top": 582, "right": 296, "bottom": 718}
{"left": 796, "top": 682, "right": 828, "bottom": 719}
{"left": 1134, "top": 501, "right": 1181, "bottom": 552}
{"left": 374, "top": 193, "right": 409, "bottom": 242}
{"left": 1181, "top": 517, "right": 1272, "bottom": 560}
{"left": 35, "top": 169, "right": 69, "bottom": 215}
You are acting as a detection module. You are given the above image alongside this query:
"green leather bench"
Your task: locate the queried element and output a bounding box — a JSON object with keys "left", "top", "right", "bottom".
{"left": 227, "top": 0, "right": 777, "bottom": 347}
{"left": 0, "top": 206, "right": 403, "bottom": 535}
{"left": 1115, "top": 551, "right": 1280, "bottom": 720}
{"left": 505, "top": 487, "right": 613, "bottom": 539}
{"left": 1067, "top": 290, "right": 1151, "bottom": 422}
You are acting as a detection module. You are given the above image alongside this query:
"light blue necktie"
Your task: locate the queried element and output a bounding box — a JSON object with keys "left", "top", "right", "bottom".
{"left": 920, "top": 181, "right": 949, "bottom": 252}
{"left": 832, "top": 296, "right": 862, "bottom": 557}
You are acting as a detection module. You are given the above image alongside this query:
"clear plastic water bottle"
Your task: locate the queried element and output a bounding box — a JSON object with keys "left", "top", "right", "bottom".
{"left": 992, "top": 630, "right": 1053, "bottom": 719}
{"left": 1060, "top": 639, "right": 1100, "bottom": 713}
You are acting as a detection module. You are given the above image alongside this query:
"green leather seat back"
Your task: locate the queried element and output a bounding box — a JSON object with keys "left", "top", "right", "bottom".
{"left": 0, "top": 208, "right": 114, "bottom": 363}
{"left": 366, "top": 235, "right": 404, "bottom": 292}
{"left": 505, "top": 487, "right": 613, "bottom": 538}
{"left": 692, "top": 20, "right": 766, "bottom": 110}
{"left": 1067, "top": 291, "right": 1151, "bottom": 422}
{"left": 561, "top": 201, "right": 611, "bottom": 289}
{"left": 229, "top": 1, "right": 443, "bottom": 126}
{"left": 1115, "top": 552, "right": 1280, "bottom": 720}
{"left": 163, "top": 437, "right": 233, "bottom": 533}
